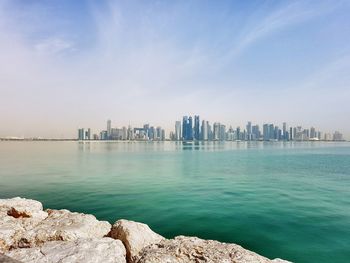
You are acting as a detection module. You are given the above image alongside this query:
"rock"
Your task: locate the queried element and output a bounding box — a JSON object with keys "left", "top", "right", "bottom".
{"left": 110, "top": 219, "right": 164, "bottom": 262}
{"left": 19, "top": 209, "right": 111, "bottom": 248}
{"left": 0, "top": 197, "right": 47, "bottom": 220}
{"left": 0, "top": 254, "right": 23, "bottom": 263}
{"left": 6, "top": 238, "right": 126, "bottom": 263}
{"left": 0, "top": 197, "right": 48, "bottom": 252}
{"left": 136, "top": 236, "right": 292, "bottom": 263}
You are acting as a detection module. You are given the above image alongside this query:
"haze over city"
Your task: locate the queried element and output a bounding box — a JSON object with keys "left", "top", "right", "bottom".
{"left": 0, "top": 0, "right": 350, "bottom": 139}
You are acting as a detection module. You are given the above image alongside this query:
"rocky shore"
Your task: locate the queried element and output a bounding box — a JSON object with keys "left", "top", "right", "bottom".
{"left": 0, "top": 197, "right": 290, "bottom": 263}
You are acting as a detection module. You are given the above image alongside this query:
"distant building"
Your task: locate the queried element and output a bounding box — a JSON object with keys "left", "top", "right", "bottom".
{"left": 194, "top": 115, "right": 200, "bottom": 140}
{"left": 107, "top": 120, "right": 111, "bottom": 139}
{"left": 333, "top": 131, "right": 343, "bottom": 141}
{"left": 175, "top": 121, "right": 181, "bottom": 141}
{"left": 78, "top": 128, "right": 91, "bottom": 140}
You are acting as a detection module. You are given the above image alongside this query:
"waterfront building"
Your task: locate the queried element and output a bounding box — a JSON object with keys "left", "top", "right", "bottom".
{"left": 263, "top": 124, "right": 269, "bottom": 141}
{"left": 182, "top": 116, "right": 193, "bottom": 140}
{"left": 194, "top": 115, "right": 200, "bottom": 140}
{"left": 201, "top": 120, "right": 208, "bottom": 140}
{"left": 246, "top": 122, "right": 252, "bottom": 141}
{"left": 107, "top": 120, "right": 111, "bottom": 139}
{"left": 213, "top": 122, "right": 220, "bottom": 140}
{"left": 100, "top": 130, "right": 108, "bottom": 140}
{"left": 78, "top": 128, "right": 91, "bottom": 140}
{"left": 333, "top": 131, "right": 343, "bottom": 141}
{"left": 283, "top": 122, "right": 287, "bottom": 140}
{"left": 236, "top": 126, "right": 241, "bottom": 140}
{"left": 175, "top": 121, "right": 181, "bottom": 141}
{"left": 219, "top": 124, "right": 226, "bottom": 141}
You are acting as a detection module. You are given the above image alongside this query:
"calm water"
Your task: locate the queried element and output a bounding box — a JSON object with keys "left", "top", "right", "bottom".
{"left": 0, "top": 141, "right": 349, "bottom": 262}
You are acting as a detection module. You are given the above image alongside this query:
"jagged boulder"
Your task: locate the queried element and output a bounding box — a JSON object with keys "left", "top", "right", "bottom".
{"left": 0, "top": 197, "right": 48, "bottom": 252}
{"left": 18, "top": 209, "right": 111, "bottom": 248}
{"left": 110, "top": 219, "right": 164, "bottom": 262}
{"left": 6, "top": 238, "right": 126, "bottom": 263}
{"left": 136, "top": 236, "right": 291, "bottom": 263}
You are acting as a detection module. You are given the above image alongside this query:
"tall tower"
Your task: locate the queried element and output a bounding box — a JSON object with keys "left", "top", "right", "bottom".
{"left": 246, "top": 121, "right": 252, "bottom": 141}
{"left": 182, "top": 116, "right": 188, "bottom": 140}
{"left": 194, "top": 115, "right": 200, "bottom": 140}
{"left": 188, "top": 116, "right": 193, "bottom": 140}
{"left": 283, "top": 122, "right": 287, "bottom": 140}
{"left": 175, "top": 121, "right": 181, "bottom": 141}
{"left": 107, "top": 119, "right": 111, "bottom": 139}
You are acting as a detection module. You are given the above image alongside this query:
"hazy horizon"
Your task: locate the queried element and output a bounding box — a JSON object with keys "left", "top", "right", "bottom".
{"left": 1, "top": 0, "right": 350, "bottom": 139}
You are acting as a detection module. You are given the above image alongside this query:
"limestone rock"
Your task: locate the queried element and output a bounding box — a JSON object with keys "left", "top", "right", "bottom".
{"left": 0, "top": 197, "right": 48, "bottom": 252}
{"left": 110, "top": 219, "right": 164, "bottom": 262}
{"left": 0, "top": 254, "right": 23, "bottom": 263}
{"left": 19, "top": 209, "right": 111, "bottom": 247}
{"left": 6, "top": 238, "right": 126, "bottom": 263}
{"left": 136, "top": 236, "right": 292, "bottom": 263}
{"left": 0, "top": 197, "right": 47, "bottom": 220}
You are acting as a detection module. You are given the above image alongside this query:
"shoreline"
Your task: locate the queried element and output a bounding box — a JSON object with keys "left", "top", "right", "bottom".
{"left": 0, "top": 197, "right": 291, "bottom": 263}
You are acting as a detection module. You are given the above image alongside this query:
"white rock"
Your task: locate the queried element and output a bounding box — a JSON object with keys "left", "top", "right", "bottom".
{"left": 110, "top": 219, "right": 164, "bottom": 262}
{"left": 0, "top": 197, "right": 47, "bottom": 220}
{"left": 136, "top": 236, "right": 292, "bottom": 263}
{"left": 0, "top": 197, "right": 48, "bottom": 252}
{"left": 19, "top": 209, "right": 111, "bottom": 247}
{"left": 6, "top": 238, "right": 126, "bottom": 263}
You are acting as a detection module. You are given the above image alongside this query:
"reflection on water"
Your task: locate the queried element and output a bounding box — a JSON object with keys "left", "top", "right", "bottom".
{"left": 0, "top": 141, "right": 349, "bottom": 263}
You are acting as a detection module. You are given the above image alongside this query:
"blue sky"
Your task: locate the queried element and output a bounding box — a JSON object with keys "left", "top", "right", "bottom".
{"left": 0, "top": 0, "right": 350, "bottom": 138}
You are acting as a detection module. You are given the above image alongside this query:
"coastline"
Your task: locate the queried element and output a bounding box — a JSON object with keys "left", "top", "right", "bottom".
{"left": 0, "top": 197, "right": 290, "bottom": 263}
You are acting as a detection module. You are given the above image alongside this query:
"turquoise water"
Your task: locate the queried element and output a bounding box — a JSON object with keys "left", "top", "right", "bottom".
{"left": 0, "top": 141, "right": 349, "bottom": 262}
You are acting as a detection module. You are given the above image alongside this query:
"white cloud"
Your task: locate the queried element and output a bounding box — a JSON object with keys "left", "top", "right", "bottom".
{"left": 34, "top": 37, "right": 74, "bottom": 54}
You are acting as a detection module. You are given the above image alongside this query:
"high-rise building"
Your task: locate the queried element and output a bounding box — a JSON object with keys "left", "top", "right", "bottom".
{"left": 182, "top": 116, "right": 188, "bottom": 140}
{"left": 246, "top": 121, "right": 252, "bottom": 141}
{"left": 182, "top": 116, "right": 194, "bottom": 140}
{"left": 269, "top": 124, "right": 274, "bottom": 140}
{"left": 310, "top": 127, "right": 316, "bottom": 139}
{"left": 283, "top": 122, "right": 287, "bottom": 140}
{"left": 219, "top": 124, "right": 226, "bottom": 141}
{"left": 107, "top": 120, "right": 111, "bottom": 139}
{"left": 175, "top": 121, "right": 181, "bottom": 141}
{"left": 236, "top": 126, "right": 241, "bottom": 140}
{"left": 290, "top": 127, "right": 293, "bottom": 140}
{"left": 333, "top": 131, "right": 343, "bottom": 141}
{"left": 263, "top": 124, "right": 269, "bottom": 141}
{"left": 78, "top": 128, "right": 91, "bottom": 140}
{"left": 201, "top": 120, "right": 208, "bottom": 140}
{"left": 194, "top": 115, "right": 200, "bottom": 140}
{"left": 213, "top": 123, "right": 220, "bottom": 140}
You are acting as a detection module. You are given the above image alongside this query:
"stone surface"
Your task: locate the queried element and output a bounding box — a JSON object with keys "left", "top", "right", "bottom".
{"left": 110, "top": 219, "right": 164, "bottom": 262}
{"left": 0, "top": 254, "right": 22, "bottom": 263}
{"left": 19, "top": 209, "right": 111, "bottom": 248}
{"left": 6, "top": 238, "right": 126, "bottom": 263}
{"left": 0, "top": 197, "right": 48, "bottom": 252}
{"left": 136, "top": 236, "right": 291, "bottom": 263}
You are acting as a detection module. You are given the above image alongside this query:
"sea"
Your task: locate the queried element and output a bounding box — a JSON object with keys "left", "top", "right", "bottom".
{"left": 0, "top": 141, "right": 349, "bottom": 262}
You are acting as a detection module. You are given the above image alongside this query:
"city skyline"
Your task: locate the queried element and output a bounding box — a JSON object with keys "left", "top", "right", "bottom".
{"left": 76, "top": 117, "right": 345, "bottom": 142}
{"left": 1, "top": 1, "right": 350, "bottom": 138}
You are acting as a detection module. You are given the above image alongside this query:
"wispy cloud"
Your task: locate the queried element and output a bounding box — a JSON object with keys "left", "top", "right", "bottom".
{"left": 225, "top": 1, "right": 343, "bottom": 59}
{"left": 35, "top": 37, "right": 74, "bottom": 54}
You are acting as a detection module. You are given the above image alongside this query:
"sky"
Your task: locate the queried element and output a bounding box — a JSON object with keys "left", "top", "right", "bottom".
{"left": 0, "top": 0, "right": 350, "bottom": 139}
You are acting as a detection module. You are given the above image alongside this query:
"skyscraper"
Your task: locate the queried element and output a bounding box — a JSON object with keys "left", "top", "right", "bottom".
{"left": 213, "top": 122, "right": 220, "bottom": 140}
{"left": 283, "top": 122, "right": 287, "bottom": 140}
{"left": 246, "top": 121, "right": 252, "bottom": 141}
{"left": 182, "top": 116, "right": 188, "bottom": 141}
{"left": 263, "top": 124, "right": 269, "bottom": 141}
{"left": 107, "top": 119, "right": 111, "bottom": 139}
{"left": 175, "top": 121, "right": 181, "bottom": 141}
{"left": 201, "top": 120, "right": 208, "bottom": 140}
{"left": 182, "top": 116, "right": 193, "bottom": 140}
{"left": 194, "top": 115, "right": 200, "bottom": 140}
